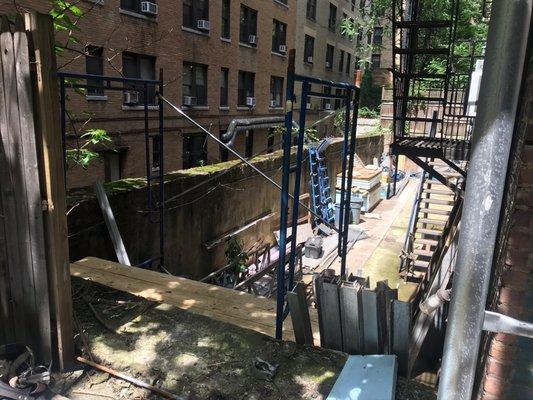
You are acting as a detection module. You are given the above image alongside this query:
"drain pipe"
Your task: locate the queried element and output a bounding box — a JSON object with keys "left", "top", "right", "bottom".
{"left": 220, "top": 117, "right": 299, "bottom": 147}
{"left": 438, "top": 1, "right": 532, "bottom": 400}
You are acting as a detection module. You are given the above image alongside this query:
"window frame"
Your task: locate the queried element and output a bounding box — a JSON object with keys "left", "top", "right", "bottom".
{"left": 271, "top": 19, "right": 287, "bottom": 53}
{"left": 328, "top": 3, "right": 337, "bottom": 31}
{"left": 85, "top": 45, "right": 104, "bottom": 97}
{"left": 221, "top": 0, "right": 231, "bottom": 39}
{"left": 183, "top": 0, "right": 209, "bottom": 30}
{"left": 239, "top": 5, "right": 258, "bottom": 45}
{"left": 306, "top": 0, "right": 317, "bottom": 20}
{"left": 220, "top": 67, "right": 229, "bottom": 107}
{"left": 338, "top": 50, "right": 345, "bottom": 73}
{"left": 270, "top": 76, "right": 284, "bottom": 108}
{"left": 122, "top": 52, "right": 157, "bottom": 105}
{"left": 238, "top": 70, "right": 255, "bottom": 106}
{"left": 325, "top": 44, "right": 334, "bottom": 70}
{"left": 182, "top": 62, "right": 208, "bottom": 106}
{"left": 304, "top": 35, "right": 315, "bottom": 63}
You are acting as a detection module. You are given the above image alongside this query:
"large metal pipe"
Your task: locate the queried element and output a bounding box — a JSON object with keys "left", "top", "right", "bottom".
{"left": 438, "top": 1, "right": 532, "bottom": 399}
{"left": 220, "top": 117, "right": 298, "bottom": 147}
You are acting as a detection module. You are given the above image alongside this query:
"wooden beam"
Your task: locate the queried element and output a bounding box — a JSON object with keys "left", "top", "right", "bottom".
{"left": 25, "top": 12, "right": 74, "bottom": 369}
{"left": 287, "top": 281, "right": 314, "bottom": 345}
{"left": 93, "top": 182, "right": 131, "bottom": 266}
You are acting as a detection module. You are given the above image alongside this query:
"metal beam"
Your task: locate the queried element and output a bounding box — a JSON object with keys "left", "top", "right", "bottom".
{"left": 438, "top": 1, "right": 532, "bottom": 399}
{"left": 483, "top": 311, "right": 533, "bottom": 339}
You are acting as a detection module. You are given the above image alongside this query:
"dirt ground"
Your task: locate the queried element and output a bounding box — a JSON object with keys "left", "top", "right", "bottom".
{"left": 40, "top": 279, "right": 439, "bottom": 400}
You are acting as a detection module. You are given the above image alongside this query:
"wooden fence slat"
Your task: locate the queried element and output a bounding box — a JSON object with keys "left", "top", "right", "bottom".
{"left": 287, "top": 281, "right": 314, "bottom": 345}
{"left": 14, "top": 14, "right": 51, "bottom": 360}
{"left": 25, "top": 12, "right": 74, "bottom": 369}
{"left": 392, "top": 300, "right": 411, "bottom": 377}
{"left": 362, "top": 288, "right": 379, "bottom": 354}
{"left": 339, "top": 282, "right": 364, "bottom": 354}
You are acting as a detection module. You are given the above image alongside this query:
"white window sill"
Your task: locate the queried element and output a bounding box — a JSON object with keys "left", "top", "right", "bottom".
{"left": 220, "top": 37, "right": 231, "bottom": 43}
{"left": 269, "top": 107, "right": 284, "bottom": 111}
{"left": 184, "top": 105, "right": 209, "bottom": 110}
{"left": 86, "top": 95, "right": 108, "bottom": 101}
{"left": 181, "top": 26, "right": 210, "bottom": 37}
{"left": 83, "top": 0, "right": 104, "bottom": 6}
{"left": 119, "top": 8, "right": 157, "bottom": 22}
{"left": 271, "top": 51, "right": 287, "bottom": 58}
{"left": 219, "top": 106, "right": 230, "bottom": 111}
{"left": 122, "top": 105, "right": 159, "bottom": 111}
{"left": 273, "top": 0, "right": 289, "bottom": 9}
{"left": 304, "top": 62, "right": 314, "bottom": 66}
{"left": 237, "top": 106, "right": 254, "bottom": 110}
{"left": 239, "top": 42, "right": 258, "bottom": 50}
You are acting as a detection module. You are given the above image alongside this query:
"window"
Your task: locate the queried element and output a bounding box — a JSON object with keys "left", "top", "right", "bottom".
{"left": 304, "top": 35, "right": 315, "bottom": 63}
{"left": 120, "top": 0, "right": 157, "bottom": 15}
{"left": 346, "top": 53, "right": 352, "bottom": 74}
{"left": 85, "top": 46, "right": 104, "bottom": 96}
{"left": 239, "top": 5, "right": 257, "bottom": 44}
{"left": 325, "top": 44, "right": 334, "bottom": 69}
{"left": 183, "top": 133, "right": 207, "bottom": 169}
{"left": 219, "top": 130, "right": 229, "bottom": 161}
{"left": 341, "top": 13, "right": 347, "bottom": 36}
{"left": 220, "top": 68, "right": 229, "bottom": 107}
{"left": 245, "top": 130, "right": 254, "bottom": 158}
{"left": 122, "top": 52, "right": 156, "bottom": 105}
{"left": 238, "top": 71, "right": 255, "bottom": 106}
{"left": 270, "top": 76, "right": 284, "bottom": 107}
{"left": 182, "top": 62, "right": 208, "bottom": 106}
{"left": 272, "top": 20, "right": 287, "bottom": 53}
{"left": 322, "top": 86, "right": 332, "bottom": 110}
{"left": 152, "top": 136, "right": 161, "bottom": 170}
{"left": 306, "top": 0, "right": 317, "bottom": 20}
{"left": 267, "top": 129, "right": 275, "bottom": 153}
{"left": 371, "top": 54, "right": 381, "bottom": 69}
{"left": 328, "top": 3, "right": 337, "bottom": 31}
{"left": 334, "top": 88, "right": 344, "bottom": 109}
{"left": 104, "top": 152, "right": 121, "bottom": 182}
{"left": 183, "top": 0, "right": 209, "bottom": 29}
{"left": 338, "top": 50, "right": 345, "bottom": 72}
{"left": 373, "top": 27, "right": 383, "bottom": 47}
{"left": 221, "top": 0, "right": 231, "bottom": 39}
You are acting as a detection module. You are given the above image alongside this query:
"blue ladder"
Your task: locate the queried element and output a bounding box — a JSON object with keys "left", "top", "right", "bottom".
{"left": 309, "top": 141, "right": 335, "bottom": 226}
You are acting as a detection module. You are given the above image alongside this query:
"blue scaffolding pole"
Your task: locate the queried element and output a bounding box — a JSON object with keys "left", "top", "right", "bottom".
{"left": 275, "top": 50, "right": 360, "bottom": 340}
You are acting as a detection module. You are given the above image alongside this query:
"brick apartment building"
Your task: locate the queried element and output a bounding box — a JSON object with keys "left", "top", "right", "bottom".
{"left": 295, "top": 0, "right": 392, "bottom": 131}
{"left": 0, "top": 0, "right": 297, "bottom": 188}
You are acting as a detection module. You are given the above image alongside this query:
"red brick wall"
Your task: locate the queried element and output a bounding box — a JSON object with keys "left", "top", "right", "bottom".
{"left": 0, "top": 1, "right": 296, "bottom": 188}
{"left": 477, "top": 34, "right": 533, "bottom": 400}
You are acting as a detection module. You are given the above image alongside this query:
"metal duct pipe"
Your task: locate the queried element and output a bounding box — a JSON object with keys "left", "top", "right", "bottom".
{"left": 220, "top": 117, "right": 299, "bottom": 147}
{"left": 438, "top": 1, "right": 532, "bottom": 399}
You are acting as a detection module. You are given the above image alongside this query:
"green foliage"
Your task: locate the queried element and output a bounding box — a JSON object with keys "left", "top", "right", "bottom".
{"left": 359, "top": 106, "right": 380, "bottom": 119}
{"left": 49, "top": 0, "right": 84, "bottom": 55}
{"left": 359, "top": 69, "right": 381, "bottom": 109}
{"left": 225, "top": 237, "right": 249, "bottom": 274}
{"left": 270, "top": 125, "right": 319, "bottom": 143}
{"left": 66, "top": 129, "right": 112, "bottom": 170}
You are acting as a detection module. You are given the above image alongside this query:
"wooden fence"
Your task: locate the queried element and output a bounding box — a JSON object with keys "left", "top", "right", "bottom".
{"left": 0, "top": 12, "right": 73, "bottom": 368}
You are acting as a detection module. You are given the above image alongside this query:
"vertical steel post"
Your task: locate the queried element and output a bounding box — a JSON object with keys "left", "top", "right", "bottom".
{"left": 158, "top": 69, "right": 165, "bottom": 269}
{"left": 275, "top": 49, "right": 296, "bottom": 340}
{"left": 143, "top": 82, "right": 152, "bottom": 219}
{"left": 337, "top": 90, "right": 352, "bottom": 270}
{"left": 287, "top": 81, "right": 310, "bottom": 291}
{"left": 438, "top": 1, "right": 532, "bottom": 399}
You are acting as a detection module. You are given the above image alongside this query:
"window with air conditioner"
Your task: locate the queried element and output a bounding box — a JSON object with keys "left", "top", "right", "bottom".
{"left": 304, "top": 35, "right": 315, "bottom": 64}
{"left": 239, "top": 5, "right": 257, "bottom": 45}
{"left": 182, "top": 62, "right": 208, "bottom": 106}
{"left": 238, "top": 70, "right": 255, "bottom": 106}
{"left": 122, "top": 52, "right": 156, "bottom": 105}
{"left": 85, "top": 46, "right": 104, "bottom": 97}
{"left": 325, "top": 44, "right": 334, "bottom": 70}
{"left": 183, "top": 0, "right": 209, "bottom": 30}
{"left": 221, "top": 0, "right": 231, "bottom": 39}
{"left": 270, "top": 76, "right": 284, "bottom": 108}
{"left": 322, "top": 86, "right": 332, "bottom": 110}
{"left": 220, "top": 67, "right": 229, "bottom": 107}
{"left": 272, "top": 20, "right": 287, "bottom": 54}
{"left": 306, "top": 0, "right": 317, "bottom": 20}
{"left": 120, "top": 0, "right": 157, "bottom": 16}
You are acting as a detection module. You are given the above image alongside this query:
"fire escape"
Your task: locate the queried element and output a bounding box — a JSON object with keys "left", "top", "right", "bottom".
{"left": 393, "top": 0, "right": 485, "bottom": 282}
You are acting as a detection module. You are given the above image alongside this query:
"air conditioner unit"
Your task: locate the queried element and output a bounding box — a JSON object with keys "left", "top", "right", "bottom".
{"left": 123, "top": 91, "right": 140, "bottom": 105}
{"left": 270, "top": 100, "right": 278, "bottom": 108}
{"left": 306, "top": 103, "right": 312, "bottom": 110}
{"left": 246, "top": 97, "right": 256, "bottom": 107}
{"left": 324, "top": 103, "right": 333, "bottom": 110}
{"left": 307, "top": 56, "right": 313, "bottom": 63}
{"left": 141, "top": 1, "right": 158, "bottom": 15}
{"left": 248, "top": 35, "right": 258, "bottom": 45}
{"left": 183, "top": 96, "right": 197, "bottom": 106}
{"left": 197, "top": 19, "right": 210, "bottom": 31}
{"left": 278, "top": 45, "right": 287, "bottom": 53}
{"left": 325, "top": 61, "right": 331, "bottom": 68}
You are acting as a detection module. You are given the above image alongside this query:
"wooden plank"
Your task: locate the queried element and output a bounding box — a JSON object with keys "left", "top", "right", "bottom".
{"left": 392, "top": 300, "right": 411, "bottom": 377}
{"left": 25, "top": 12, "right": 74, "bottom": 369}
{"left": 71, "top": 257, "right": 320, "bottom": 344}
{"left": 13, "top": 15, "right": 51, "bottom": 360}
{"left": 287, "top": 281, "right": 313, "bottom": 345}
{"left": 339, "top": 281, "right": 364, "bottom": 354}
{"left": 93, "top": 182, "right": 131, "bottom": 266}
{"left": 362, "top": 288, "right": 379, "bottom": 354}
